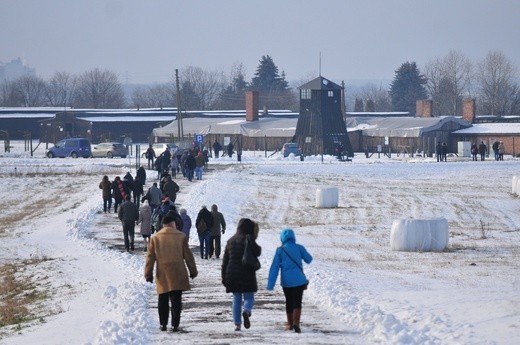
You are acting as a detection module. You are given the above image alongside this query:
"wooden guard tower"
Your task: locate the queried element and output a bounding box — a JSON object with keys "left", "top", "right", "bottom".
{"left": 295, "top": 76, "right": 353, "bottom": 157}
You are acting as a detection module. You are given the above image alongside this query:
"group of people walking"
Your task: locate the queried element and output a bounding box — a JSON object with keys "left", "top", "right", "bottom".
{"left": 144, "top": 211, "right": 313, "bottom": 334}
{"left": 99, "top": 160, "right": 313, "bottom": 334}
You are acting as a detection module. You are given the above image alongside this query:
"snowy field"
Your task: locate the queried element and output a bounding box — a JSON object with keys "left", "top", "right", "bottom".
{"left": 0, "top": 142, "right": 519, "bottom": 345}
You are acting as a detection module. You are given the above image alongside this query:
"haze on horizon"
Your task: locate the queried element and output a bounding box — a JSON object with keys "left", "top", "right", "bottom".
{"left": 1, "top": 0, "right": 519, "bottom": 85}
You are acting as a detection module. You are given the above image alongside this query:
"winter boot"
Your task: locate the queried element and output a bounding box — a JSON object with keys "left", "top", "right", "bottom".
{"left": 284, "top": 312, "right": 294, "bottom": 330}
{"left": 292, "top": 308, "right": 302, "bottom": 333}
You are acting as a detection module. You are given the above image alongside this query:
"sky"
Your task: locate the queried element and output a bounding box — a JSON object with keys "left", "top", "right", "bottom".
{"left": 1, "top": 0, "right": 520, "bottom": 86}
{"left": 0, "top": 143, "right": 519, "bottom": 344}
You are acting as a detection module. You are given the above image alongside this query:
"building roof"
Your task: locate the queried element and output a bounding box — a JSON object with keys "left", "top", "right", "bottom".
{"left": 347, "top": 116, "right": 471, "bottom": 137}
{"left": 153, "top": 117, "right": 298, "bottom": 138}
{"left": 298, "top": 76, "right": 342, "bottom": 90}
{"left": 453, "top": 123, "right": 520, "bottom": 135}
{"left": 346, "top": 111, "right": 411, "bottom": 117}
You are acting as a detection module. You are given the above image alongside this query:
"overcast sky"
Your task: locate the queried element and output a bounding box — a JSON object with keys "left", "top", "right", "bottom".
{"left": 1, "top": 0, "right": 519, "bottom": 86}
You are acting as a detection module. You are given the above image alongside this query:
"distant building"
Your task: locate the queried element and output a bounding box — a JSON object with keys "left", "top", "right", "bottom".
{"left": 295, "top": 76, "right": 354, "bottom": 156}
{"left": 0, "top": 57, "right": 35, "bottom": 80}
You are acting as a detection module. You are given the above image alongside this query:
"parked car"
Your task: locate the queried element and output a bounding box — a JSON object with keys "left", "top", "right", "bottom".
{"left": 282, "top": 142, "right": 302, "bottom": 157}
{"left": 46, "top": 138, "right": 91, "bottom": 158}
{"left": 139, "top": 143, "right": 178, "bottom": 158}
{"left": 91, "top": 142, "right": 128, "bottom": 158}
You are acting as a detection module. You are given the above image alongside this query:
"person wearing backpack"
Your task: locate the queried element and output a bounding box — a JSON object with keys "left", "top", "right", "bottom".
{"left": 195, "top": 205, "right": 213, "bottom": 259}
{"left": 267, "top": 228, "right": 313, "bottom": 333}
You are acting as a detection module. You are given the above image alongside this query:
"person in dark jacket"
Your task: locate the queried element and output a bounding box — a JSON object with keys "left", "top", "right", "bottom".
{"left": 99, "top": 175, "right": 112, "bottom": 213}
{"left": 267, "top": 228, "right": 312, "bottom": 333}
{"left": 195, "top": 205, "right": 213, "bottom": 259}
{"left": 123, "top": 172, "right": 134, "bottom": 200}
{"left": 441, "top": 142, "right": 448, "bottom": 162}
{"left": 227, "top": 142, "right": 234, "bottom": 158}
{"left": 209, "top": 204, "right": 226, "bottom": 259}
{"left": 222, "top": 218, "right": 261, "bottom": 331}
{"left": 179, "top": 208, "right": 192, "bottom": 239}
{"left": 185, "top": 151, "right": 196, "bottom": 182}
{"left": 161, "top": 148, "right": 171, "bottom": 175}
{"left": 155, "top": 153, "right": 164, "bottom": 178}
{"left": 118, "top": 195, "right": 139, "bottom": 251}
{"left": 212, "top": 140, "right": 222, "bottom": 158}
{"left": 145, "top": 145, "right": 156, "bottom": 169}
{"left": 133, "top": 175, "right": 144, "bottom": 207}
{"left": 112, "top": 176, "right": 129, "bottom": 213}
{"left": 479, "top": 141, "right": 487, "bottom": 161}
{"left": 136, "top": 166, "right": 146, "bottom": 186}
{"left": 162, "top": 176, "right": 180, "bottom": 203}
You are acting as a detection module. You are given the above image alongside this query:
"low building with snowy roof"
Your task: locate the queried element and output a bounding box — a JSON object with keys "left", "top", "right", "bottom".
{"left": 453, "top": 123, "right": 520, "bottom": 156}
{"left": 345, "top": 116, "right": 471, "bottom": 155}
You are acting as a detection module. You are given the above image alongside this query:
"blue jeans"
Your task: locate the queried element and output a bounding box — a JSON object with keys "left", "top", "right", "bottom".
{"left": 195, "top": 166, "right": 203, "bottom": 180}
{"left": 187, "top": 168, "right": 194, "bottom": 182}
{"left": 232, "top": 292, "right": 254, "bottom": 325}
{"left": 198, "top": 231, "right": 211, "bottom": 258}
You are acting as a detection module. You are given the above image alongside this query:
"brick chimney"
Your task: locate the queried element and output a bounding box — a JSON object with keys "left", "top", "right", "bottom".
{"left": 462, "top": 98, "right": 476, "bottom": 124}
{"left": 416, "top": 100, "right": 433, "bottom": 117}
{"left": 245, "top": 91, "right": 259, "bottom": 121}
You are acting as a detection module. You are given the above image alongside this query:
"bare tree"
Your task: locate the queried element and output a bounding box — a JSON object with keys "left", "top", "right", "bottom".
{"left": 424, "top": 51, "right": 472, "bottom": 115}
{"left": 45, "top": 71, "right": 76, "bottom": 107}
{"left": 131, "top": 83, "right": 175, "bottom": 109}
{"left": 0, "top": 79, "right": 23, "bottom": 106}
{"left": 214, "top": 63, "right": 249, "bottom": 110}
{"left": 476, "top": 51, "right": 519, "bottom": 115}
{"left": 74, "top": 68, "right": 125, "bottom": 108}
{"left": 16, "top": 75, "right": 47, "bottom": 106}
{"left": 354, "top": 83, "right": 391, "bottom": 112}
{"left": 180, "top": 66, "right": 224, "bottom": 110}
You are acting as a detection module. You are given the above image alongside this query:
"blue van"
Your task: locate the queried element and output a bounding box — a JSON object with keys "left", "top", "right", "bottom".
{"left": 46, "top": 138, "right": 92, "bottom": 158}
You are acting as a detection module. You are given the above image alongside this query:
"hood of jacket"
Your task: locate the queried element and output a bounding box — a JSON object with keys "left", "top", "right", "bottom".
{"left": 280, "top": 228, "right": 296, "bottom": 244}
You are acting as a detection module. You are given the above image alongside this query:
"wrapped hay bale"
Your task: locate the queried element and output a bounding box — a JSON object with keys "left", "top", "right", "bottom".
{"left": 315, "top": 187, "right": 338, "bottom": 208}
{"left": 390, "top": 218, "right": 449, "bottom": 252}
{"left": 512, "top": 176, "right": 520, "bottom": 195}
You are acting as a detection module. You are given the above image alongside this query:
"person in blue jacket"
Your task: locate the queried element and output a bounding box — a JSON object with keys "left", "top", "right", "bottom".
{"left": 267, "top": 228, "right": 312, "bottom": 333}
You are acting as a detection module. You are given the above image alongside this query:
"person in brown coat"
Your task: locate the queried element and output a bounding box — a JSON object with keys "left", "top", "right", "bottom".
{"left": 99, "top": 175, "right": 112, "bottom": 213}
{"left": 144, "top": 213, "right": 198, "bottom": 332}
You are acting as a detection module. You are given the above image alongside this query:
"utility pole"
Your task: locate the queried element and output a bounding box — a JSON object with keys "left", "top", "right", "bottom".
{"left": 341, "top": 80, "right": 346, "bottom": 123}
{"left": 175, "top": 69, "right": 183, "bottom": 141}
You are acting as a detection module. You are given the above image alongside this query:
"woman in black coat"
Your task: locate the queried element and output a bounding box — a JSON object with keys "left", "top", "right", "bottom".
{"left": 221, "top": 218, "right": 261, "bottom": 331}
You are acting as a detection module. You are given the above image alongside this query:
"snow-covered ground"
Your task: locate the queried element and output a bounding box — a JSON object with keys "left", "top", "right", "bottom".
{"left": 0, "top": 143, "right": 519, "bottom": 345}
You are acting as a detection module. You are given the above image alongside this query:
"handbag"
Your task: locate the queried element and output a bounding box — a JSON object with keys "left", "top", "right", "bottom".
{"left": 242, "top": 235, "right": 261, "bottom": 271}
{"left": 280, "top": 246, "right": 309, "bottom": 289}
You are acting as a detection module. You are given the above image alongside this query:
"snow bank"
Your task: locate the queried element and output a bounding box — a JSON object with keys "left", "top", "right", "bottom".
{"left": 316, "top": 187, "right": 338, "bottom": 208}
{"left": 390, "top": 218, "right": 449, "bottom": 252}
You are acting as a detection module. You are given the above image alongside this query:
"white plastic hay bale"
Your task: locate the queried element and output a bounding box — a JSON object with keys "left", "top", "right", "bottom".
{"left": 390, "top": 218, "right": 449, "bottom": 252}
{"left": 513, "top": 176, "right": 520, "bottom": 195}
{"left": 315, "top": 187, "right": 338, "bottom": 208}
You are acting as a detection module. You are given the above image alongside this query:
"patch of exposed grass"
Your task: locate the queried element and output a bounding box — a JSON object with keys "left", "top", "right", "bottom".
{"left": 0, "top": 257, "right": 52, "bottom": 328}
{"left": 0, "top": 197, "right": 62, "bottom": 235}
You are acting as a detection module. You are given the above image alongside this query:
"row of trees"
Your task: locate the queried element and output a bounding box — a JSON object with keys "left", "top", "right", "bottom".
{"left": 354, "top": 50, "right": 520, "bottom": 116}
{"left": 1, "top": 51, "right": 519, "bottom": 115}
{"left": 0, "top": 55, "right": 297, "bottom": 111}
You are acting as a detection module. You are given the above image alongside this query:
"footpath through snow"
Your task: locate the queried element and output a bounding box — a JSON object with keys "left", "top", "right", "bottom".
{"left": 80, "top": 165, "right": 364, "bottom": 345}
